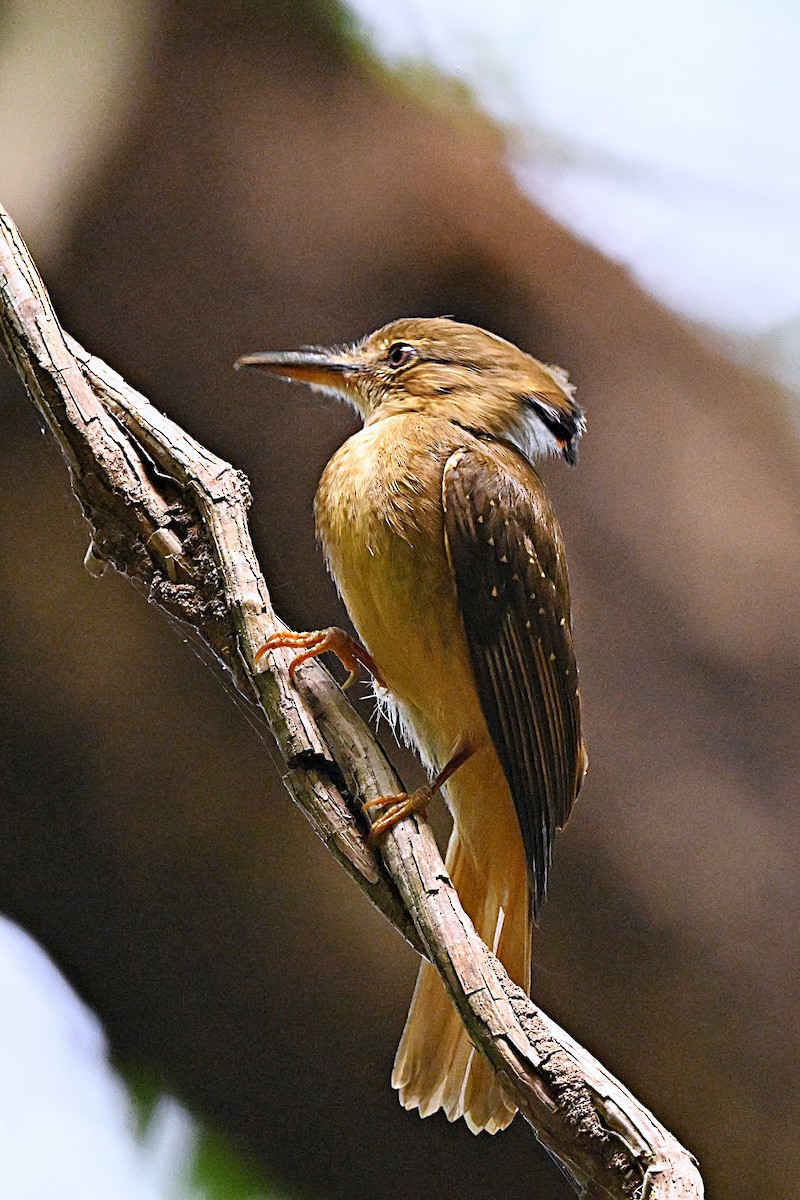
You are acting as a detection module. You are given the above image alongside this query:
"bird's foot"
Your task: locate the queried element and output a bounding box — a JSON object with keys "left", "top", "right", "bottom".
{"left": 363, "top": 740, "right": 477, "bottom": 845}
{"left": 254, "top": 626, "right": 385, "bottom": 690}
{"left": 363, "top": 786, "right": 433, "bottom": 846}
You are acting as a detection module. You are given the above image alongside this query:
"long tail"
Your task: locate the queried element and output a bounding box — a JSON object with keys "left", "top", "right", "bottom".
{"left": 392, "top": 823, "right": 531, "bottom": 1133}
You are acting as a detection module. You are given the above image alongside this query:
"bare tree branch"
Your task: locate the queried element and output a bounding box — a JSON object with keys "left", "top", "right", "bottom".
{"left": 0, "top": 203, "right": 703, "bottom": 1200}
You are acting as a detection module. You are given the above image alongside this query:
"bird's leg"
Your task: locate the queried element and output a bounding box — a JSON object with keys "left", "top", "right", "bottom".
{"left": 255, "top": 627, "right": 386, "bottom": 690}
{"left": 364, "top": 741, "right": 476, "bottom": 845}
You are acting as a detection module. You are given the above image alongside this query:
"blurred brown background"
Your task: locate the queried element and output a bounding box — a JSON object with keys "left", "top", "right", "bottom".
{"left": 1, "top": 3, "right": 799, "bottom": 1198}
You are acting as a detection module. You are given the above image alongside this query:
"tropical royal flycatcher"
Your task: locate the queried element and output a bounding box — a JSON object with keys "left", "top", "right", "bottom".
{"left": 235, "top": 317, "right": 587, "bottom": 1134}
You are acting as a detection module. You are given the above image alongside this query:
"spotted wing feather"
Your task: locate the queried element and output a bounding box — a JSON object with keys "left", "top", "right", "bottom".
{"left": 442, "top": 441, "right": 584, "bottom": 918}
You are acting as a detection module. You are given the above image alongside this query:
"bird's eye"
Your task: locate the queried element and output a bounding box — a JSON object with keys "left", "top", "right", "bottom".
{"left": 387, "top": 342, "right": 414, "bottom": 368}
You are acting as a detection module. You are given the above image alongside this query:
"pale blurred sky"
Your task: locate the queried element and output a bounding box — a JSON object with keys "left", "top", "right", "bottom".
{"left": 346, "top": 0, "right": 800, "bottom": 395}
{"left": 0, "top": 917, "right": 202, "bottom": 1200}
{"left": 2, "top": 0, "right": 797, "bottom": 392}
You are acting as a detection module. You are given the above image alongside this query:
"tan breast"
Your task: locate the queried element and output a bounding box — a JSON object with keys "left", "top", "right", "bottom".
{"left": 314, "top": 414, "right": 485, "bottom": 766}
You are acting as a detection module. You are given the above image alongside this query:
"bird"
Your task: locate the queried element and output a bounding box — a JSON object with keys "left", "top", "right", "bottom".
{"left": 235, "top": 317, "right": 587, "bottom": 1134}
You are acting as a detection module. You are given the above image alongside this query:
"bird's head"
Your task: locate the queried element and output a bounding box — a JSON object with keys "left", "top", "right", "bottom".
{"left": 235, "top": 317, "right": 584, "bottom": 465}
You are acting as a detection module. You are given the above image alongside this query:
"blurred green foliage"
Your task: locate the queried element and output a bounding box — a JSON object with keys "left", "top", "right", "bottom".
{"left": 128, "top": 1068, "right": 298, "bottom": 1200}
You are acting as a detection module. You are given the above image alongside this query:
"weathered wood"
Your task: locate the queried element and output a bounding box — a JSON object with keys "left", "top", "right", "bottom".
{"left": 0, "top": 202, "right": 703, "bottom": 1199}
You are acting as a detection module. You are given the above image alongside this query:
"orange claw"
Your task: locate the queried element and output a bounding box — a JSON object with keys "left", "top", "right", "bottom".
{"left": 254, "top": 626, "right": 386, "bottom": 690}
{"left": 364, "top": 740, "right": 477, "bottom": 845}
{"left": 364, "top": 786, "right": 433, "bottom": 845}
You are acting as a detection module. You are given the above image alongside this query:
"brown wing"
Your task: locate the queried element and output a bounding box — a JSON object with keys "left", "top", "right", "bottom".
{"left": 442, "top": 441, "right": 584, "bottom": 919}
